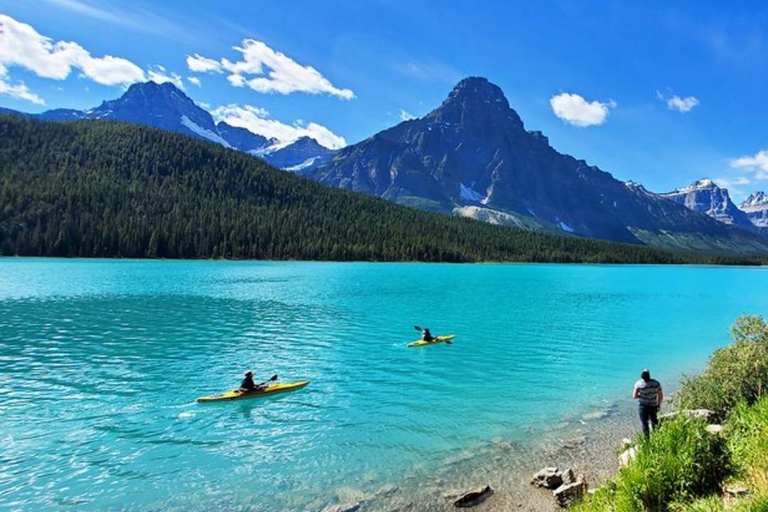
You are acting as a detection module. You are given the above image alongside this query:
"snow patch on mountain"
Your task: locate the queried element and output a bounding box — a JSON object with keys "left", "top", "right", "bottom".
{"left": 181, "top": 116, "right": 231, "bottom": 148}
{"left": 459, "top": 182, "right": 485, "bottom": 203}
{"left": 285, "top": 157, "right": 320, "bottom": 172}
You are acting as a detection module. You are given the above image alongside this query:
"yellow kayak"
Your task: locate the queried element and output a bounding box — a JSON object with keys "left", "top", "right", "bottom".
{"left": 407, "top": 335, "right": 456, "bottom": 347}
{"left": 197, "top": 381, "right": 310, "bottom": 402}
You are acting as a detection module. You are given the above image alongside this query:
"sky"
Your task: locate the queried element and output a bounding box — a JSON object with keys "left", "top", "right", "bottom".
{"left": 1, "top": 0, "right": 768, "bottom": 201}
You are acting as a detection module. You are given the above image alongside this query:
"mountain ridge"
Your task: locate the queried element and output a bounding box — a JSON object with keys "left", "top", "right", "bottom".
{"left": 6, "top": 81, "right": 334, "bottom": 170}
{"left": 310, "top": 77, "right": 768, "bottom": 253}
{"left": 5, "top": 114, "right": 753, "bottom": 263}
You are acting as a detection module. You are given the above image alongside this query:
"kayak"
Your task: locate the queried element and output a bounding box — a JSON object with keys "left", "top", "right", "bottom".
{"left": 196, "top": 381, "right": 310, "bottom": 402}
{"left": 407, "top": 334, "right": 456, "bottom": 347}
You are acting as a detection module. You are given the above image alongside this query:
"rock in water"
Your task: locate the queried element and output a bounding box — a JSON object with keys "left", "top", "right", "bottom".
{"left": 323, "top": 503, "right": 361, "bottom": 512}
{"left": 553, "top": 477, "right": 587, "bottom": 508}
{"left": 531, "top": 467, "right": 564, "bottom": 489}
{"left": 454, "top": 485, "right": 494, "bottom": 508}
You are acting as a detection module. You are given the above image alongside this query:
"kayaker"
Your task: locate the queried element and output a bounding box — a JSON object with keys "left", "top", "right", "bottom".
{"left": 632, "top": 369, "right": 663, "bottom": 436}
{"left": 421, "top": 328, "right": 435, "bottom": 342}
{"left": 239, "top": 371, "right": 257, "bottom": 391}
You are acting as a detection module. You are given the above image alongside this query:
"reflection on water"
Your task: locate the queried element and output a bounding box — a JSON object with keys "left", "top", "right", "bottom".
{"left": 1, "top": 260, "right": 767, "bottom": 511}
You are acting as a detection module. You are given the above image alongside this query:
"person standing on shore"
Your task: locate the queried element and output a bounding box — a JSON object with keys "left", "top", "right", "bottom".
{"left": 633, "top": 369, "right": 663, "bottom": 436}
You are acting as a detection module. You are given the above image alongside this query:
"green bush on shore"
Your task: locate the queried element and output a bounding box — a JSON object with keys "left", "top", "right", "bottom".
{"left": 676, "top": 315, "right": 768, "bottom": 421}
{"left": 572, "top": 313, "right": 768, "bottom": 512}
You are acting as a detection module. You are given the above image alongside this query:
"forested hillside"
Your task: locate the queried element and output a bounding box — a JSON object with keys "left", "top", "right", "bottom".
{"left": 0, "top": 115, "right": 763, "bottom": 264}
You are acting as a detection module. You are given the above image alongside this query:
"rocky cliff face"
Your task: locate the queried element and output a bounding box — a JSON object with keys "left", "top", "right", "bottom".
{"left": 310, "top": 77, "right": 766, "bottom": 251}
{"left": 741, "top": 192, "right": 768, "bottom": 228}
{"left": 662, "top": 179, "right": 755, "bottom": 228}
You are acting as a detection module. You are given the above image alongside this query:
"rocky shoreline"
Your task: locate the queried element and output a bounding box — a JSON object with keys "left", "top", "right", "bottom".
{"left": 317, "top": 402, "right": 638, "bottom": 512}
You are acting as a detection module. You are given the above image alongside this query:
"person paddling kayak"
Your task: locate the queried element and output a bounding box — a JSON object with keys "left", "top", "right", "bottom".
{"left": 421, "top": 328, "right": 436, "bottom": 342}
{"left": 239, "top": 371, "right": 270, "bottom": 392}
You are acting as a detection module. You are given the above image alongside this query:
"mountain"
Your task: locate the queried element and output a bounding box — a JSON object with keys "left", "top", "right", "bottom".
{"left": 7, "top": 81, "right": 334, "bottom": 169}
{"left": 662, "top": 179, "right": 756, "bottom": 229}
{"left": 741, "top": 192, "right": 768, "bottom": 228}
{"left": 4, "top": 114, "right": 752, "bottom": 264}
{"left": 258, "top": 136, "right": 336, "bottom": 171}
{"left": 310, "top": 77, "right": 768, "bottom": 254}
{"left": 217, "top": 121, "right": 272, "bottom": 152}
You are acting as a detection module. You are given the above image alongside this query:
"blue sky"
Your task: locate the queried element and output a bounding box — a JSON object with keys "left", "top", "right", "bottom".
{"left": 1, "top": 1, "right": 768, "bottom": 200}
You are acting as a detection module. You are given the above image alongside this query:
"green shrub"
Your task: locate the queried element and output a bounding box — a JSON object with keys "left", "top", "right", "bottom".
{"left": 676, "top": 315, "right": 768, "bottom": 420}
{"left": 727, "top": 397, "right": 768, "bottom": 485}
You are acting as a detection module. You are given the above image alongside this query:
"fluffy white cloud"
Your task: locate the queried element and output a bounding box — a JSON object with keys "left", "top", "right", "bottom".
{"left": 186, "top": 54, "right": 223, "bottom": 74}
{"left": 0, "top": 78, "right": 44, "bottom": 104}
{"left": 187, "top": 39, "right": 354, "bottom": 99}
{"left": 666, "top": 95, "right": 699, "bottom": 113}
{"left": 549, "top": 93, "right": 615, "bottom": 127}
{"left": 731, "top": 149, "right": 768, "bottom": 182}
{"left": 399, "top": 109, "right": 416, "bottom": 121}
{"left": 0, "top": 14, "right": 145, "bottom": 103}
{"left": 147, "top": 65, "right": 184, "bottom": 89}
{"left": 187, "top": 76, "right": 201, "bottom": 87}
{"left": 211, "top": 104, "right": 346, "bottom": 149}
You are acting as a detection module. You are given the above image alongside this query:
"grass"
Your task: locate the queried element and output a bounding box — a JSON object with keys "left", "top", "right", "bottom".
{"left": 571, "top": 314, "right": 768, "bottom": 512}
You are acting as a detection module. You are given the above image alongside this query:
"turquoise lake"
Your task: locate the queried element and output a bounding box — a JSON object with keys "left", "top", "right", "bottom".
{"left": 2, "top": 259, "right": 768, "bottom": 511}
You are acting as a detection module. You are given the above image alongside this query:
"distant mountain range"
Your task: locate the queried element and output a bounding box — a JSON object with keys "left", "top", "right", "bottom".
{"left": 662, "top": 179, "right": 767, "bottom": 232}
{"left": 0, "top": 81, "right": 335, "bottom": 171}
{"left": 2, "top": 77, "right": 768, "bottom": 255}
{"left": 740, "top": 191, "right": 768, "bottom": 228}
{"left": 308, "top": 77, "right": 768, "bottom": 253}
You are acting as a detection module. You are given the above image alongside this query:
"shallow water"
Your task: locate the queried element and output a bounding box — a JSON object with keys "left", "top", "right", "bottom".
{"left": 2, "top": 259, "right": 768, "bottom": 511}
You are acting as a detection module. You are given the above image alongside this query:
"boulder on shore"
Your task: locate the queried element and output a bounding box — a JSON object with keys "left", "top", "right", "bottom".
{"left": 706, "top": 424, "right": 723, "bottom": 435}
{"left": 454, "top": 485, "right": 494, "bottom": 508}
{"left": 531, "top": 467, "right": 564, "bottom": 489}
{"left": 619, "top": 446, "right": 637, "bottom": 468}
{"left": 553, "top": 476, "right": 587, "bottom": 508}
{"left": 660, "top": 409, "right": 715, "bottom": 422}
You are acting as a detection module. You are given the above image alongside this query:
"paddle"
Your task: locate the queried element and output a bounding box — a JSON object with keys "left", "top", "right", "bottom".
{"left": 413, "top": 325, "right": 451, "bottom": 344}
{"left": 258, "top": 374, "right": 278, "bottom": 387}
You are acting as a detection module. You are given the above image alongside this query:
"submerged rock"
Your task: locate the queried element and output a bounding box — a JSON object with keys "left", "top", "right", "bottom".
{"left": 531, "top": 467, "right": 564, "bottom": 489}
{"left": 553, "top": 476, "right": 587, "bottom": 508}
{"left": 453, "top": 485, "right": 494, "bottom": 508}
{"left": 323, "top": 503, "right": 361, "bottom": 512}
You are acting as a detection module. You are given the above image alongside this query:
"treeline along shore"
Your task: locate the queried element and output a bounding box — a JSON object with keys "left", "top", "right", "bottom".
{"left": 1, "top": 115, "right": 767, "bottom": 265}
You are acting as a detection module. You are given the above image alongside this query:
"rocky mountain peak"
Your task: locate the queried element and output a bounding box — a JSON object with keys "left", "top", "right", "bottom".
{"left": 662, "top": 178, "right": 754, "bottom": 228}
{"left": 428, "top": 77, "right": 524, "bottom": 131}
{"left": 741, "top": 191, "right": 768, "bottom": 210}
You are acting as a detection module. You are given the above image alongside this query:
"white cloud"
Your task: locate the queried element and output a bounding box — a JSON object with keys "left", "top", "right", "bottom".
{"left": 186, "top": 54, "right": 223, "bottom": 74}
{"left": 714, "top": 176, "right": 751, "bottom": 188}
{"left": 187, "top": 76, "right": 201, "bottom": 87}
{"left": 0, "top": 78, "right": 44, "bottom": 104}
{"left": 187, "top": 39, "right": 354, "bottom": 99}
{"left": 731, "top": 149, "right": 768, "bottom": 182}
{"left": 549, "top": 92, "right": 615, "bottom": 127}
{"left": 211, "top": 104, "right": 346, "bottom": 149}
{"left": 399, "top": 109, "right": 416, "bottom": 121}
{"left": 0, "top": 14, "right": 144, "bottom": 103}
{"left": 147, "top": 65, "right": 184, "bottom": 89}
{"left": 666, "top": 95, "right": 699, "bottom": 113}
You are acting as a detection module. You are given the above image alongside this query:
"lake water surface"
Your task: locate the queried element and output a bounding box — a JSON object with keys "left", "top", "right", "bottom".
{"left": 2, "top": 260, "right": 768, "bottom": 511}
